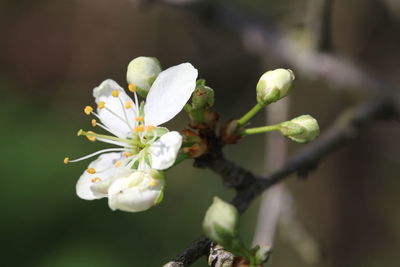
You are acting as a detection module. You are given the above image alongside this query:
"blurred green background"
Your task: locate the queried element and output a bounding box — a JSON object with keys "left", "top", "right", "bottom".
{"left": 1, "top": 0, "right": 400, "bottom": 266}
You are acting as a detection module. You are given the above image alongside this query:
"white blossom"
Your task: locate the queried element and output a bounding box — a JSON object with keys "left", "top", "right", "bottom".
{"left": 66, "top": 60, "right": 198, "bottom": 211}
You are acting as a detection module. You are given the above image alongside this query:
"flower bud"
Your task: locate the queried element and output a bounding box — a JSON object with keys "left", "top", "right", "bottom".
{"left": 279, "top": 115, "right": 319, "bottom": 143}
{"left": 126, "top": 57, "right": 162, "bottom": 98}
{"left": 203, "top": 197, "right": 239, "bottom": 245}
{"left": 192, "top": 85, "right": 215, "bottom": 109}
{"left": 108, "top": 169, "right": 165, "bottom": 212}
{"left": 256, "top": 68, "right": 294, "bottom": 105}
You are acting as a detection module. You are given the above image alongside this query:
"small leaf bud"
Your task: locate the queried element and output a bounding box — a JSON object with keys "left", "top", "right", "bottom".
{"left": 203, "top": 197, "right": 239, "bottom": 246}
{"left": 279, "top": 115, "right": 320, "bottom": 143}
{"left": 254, "top": 245, "right": 272, "bottom": 265}
{"left": 192, "top": 85, "right": 215, "bottom": 109}
{"left": 256, "top": 68, "right": 294, "bottom": 105}
{"left": 126, "top": 56, "right": 162, "bottom": 98}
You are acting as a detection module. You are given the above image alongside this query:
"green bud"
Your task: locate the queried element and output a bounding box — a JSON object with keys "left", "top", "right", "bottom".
{"left": 126, "top": 56, "right": 162, "bottom": 98}
{"left": 192, "top": 85, "right": 214, "bottom": 109}
{"left": 203, "top": 197, "right": 239, "bottom": 245}
{"left": 256, "top": 68, "right": 294, "bottom": 105}
{"left": 196, "top": 79, "right": 206, "bottom": 86}
{"left": 280, "top": 115, "right": 320, "bottom": 143}
{"left": 254, "top": 245, "right": 272, "bottom": 265}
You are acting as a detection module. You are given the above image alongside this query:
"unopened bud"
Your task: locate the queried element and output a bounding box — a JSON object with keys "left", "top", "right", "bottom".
{"left": 203, "top": 197, "right": 239, "bottom": 245}
{"left": 192, "top": 85, "right": 214, "bottom": 109}
{"left": 256, "top": 68, "right": 294, "bottom": 105}
{"left": 126, "top": 57, "right": 162, "bottom": 98}
{"left": 279, "top": 115, "right": 319, "bottom": 143}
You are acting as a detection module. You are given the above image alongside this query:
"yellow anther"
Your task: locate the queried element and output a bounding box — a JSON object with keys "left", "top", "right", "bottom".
{"left": 84, "top": 106, "right": 93, "bottom": 115}
{"left": 77, "top": 129, "right": 84, "bottom": 136}
{"left": 149, "top": 179, "right": 158, "bottom": 187}
{"left": 133, "top": 125, "right": 144, "bottom": 133}
{"left": 91, "top": 119, "right": 97, "bottom": 127}
{"left": 98, "top": 101, "right": 105, "bottom": 109}
{"left": 91, "top": 177, "right": 102, "bottom": 183}
{"left": 128, "top": 83, "right": 136, "bottom": 92}
{"left": 146, "top": 125, "right": 155, "bottom": 132}
{"left": 112, "top": 90, "right": 119, "bottom": 97}
{"left": 87, "top": 168, "right": 96, "bottom": 174}
{"left": 135, "top": 116, "right": 144, "bottom": 122}
{"left": 124, "top": 152, "right": 132, "bottom": 158}
{"left": 86, "top": 131, "right": 96, "bottom": 142}
{"left": 114, "top": 161, "right": 122, "bottom": 167}
{"left": 63, "top": 157, "right": 69, "bottom": 164}
{"left": 125, "top": 102, "right": 132, "bottom": 109}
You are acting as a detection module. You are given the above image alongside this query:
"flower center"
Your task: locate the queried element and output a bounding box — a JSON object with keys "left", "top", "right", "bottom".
{"left": 64, "top": 83, "right": 165, "bottom": 172}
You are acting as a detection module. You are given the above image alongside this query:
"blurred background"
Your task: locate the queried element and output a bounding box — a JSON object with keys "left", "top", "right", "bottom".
{"left": 0, "top": 0, "right": 399, "bottom": 266}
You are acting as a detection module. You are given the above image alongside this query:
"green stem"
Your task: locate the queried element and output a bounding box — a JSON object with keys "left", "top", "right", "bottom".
{"left": 241, "top": 124, "right": 281, "bottom": 135}
{"left": 237, "top": 103, "right": 264, "bottom": 127}
{"left": 190, "top": 108, "right": 205, "bottom": 124}
{"left": 248, "top": 256, "right": 257, "bottom": 267}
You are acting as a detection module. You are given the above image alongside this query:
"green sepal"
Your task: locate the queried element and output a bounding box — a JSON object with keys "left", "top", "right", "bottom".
{"left": 196, "top": 79, "right": 206, "bottom": 86}
{"left": 136, "top": 85, "right": 149, "bottom": 98}
{"left": 149, "top": 169, "right": 165, "bottom": 180}
{"left": 257, "top": 86, "right": 280, "bottom": 106}
{"left": 213, "top": 224, "right": 255, "bottom": 263}
{"left": 154, "top": 190, "right": 164, "bottom": 205}
{"left": 279, "top": 122, "right": 305, "bottom": 136}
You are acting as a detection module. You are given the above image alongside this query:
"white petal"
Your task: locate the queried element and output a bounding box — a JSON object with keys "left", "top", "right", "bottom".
{"left": 108, "top": 172, "right": 164, "bottom": 212}
{"left": 149, "top": 131, "right": 182, "bottom": 170}
{"left": 93, "top": 79, "right": 137, "bottom": 138}
{"left": 144, "top": 63, "right": 198, "bottom": 126}
{"left": 76, "top": 152, "right": 122, "bottom": 200}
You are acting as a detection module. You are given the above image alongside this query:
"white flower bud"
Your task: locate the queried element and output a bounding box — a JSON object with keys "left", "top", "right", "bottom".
{"left": 108, "top": 169, "right": 165, "bottom": 212}
{"left": 126, "top": 57, "right": 162, "bottom": 97}
{"left": 279, "top": 115, "right": 320, "bottom": 143}
{"left": 203, "top": 197, "right": 239, "bottom": 245}
{"left": 256, "top": 68, "right": 294, "bottom": 105}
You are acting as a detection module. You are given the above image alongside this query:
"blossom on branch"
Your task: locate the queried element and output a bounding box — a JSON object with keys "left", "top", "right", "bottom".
{"left": 65, "top": 58, "right": 198, "bottom": 212}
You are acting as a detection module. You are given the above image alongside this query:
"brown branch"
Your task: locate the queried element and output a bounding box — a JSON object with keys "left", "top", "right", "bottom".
{"left": 193, "top": 132, "right": 258, "bottom": 190}
{"left": 166, "top": 96, "right": 396, "bottom": 266}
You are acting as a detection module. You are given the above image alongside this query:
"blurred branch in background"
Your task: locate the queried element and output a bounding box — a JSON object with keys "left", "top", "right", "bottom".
{"left": 252, "top": 97, "right": 290, "bottom": 248}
